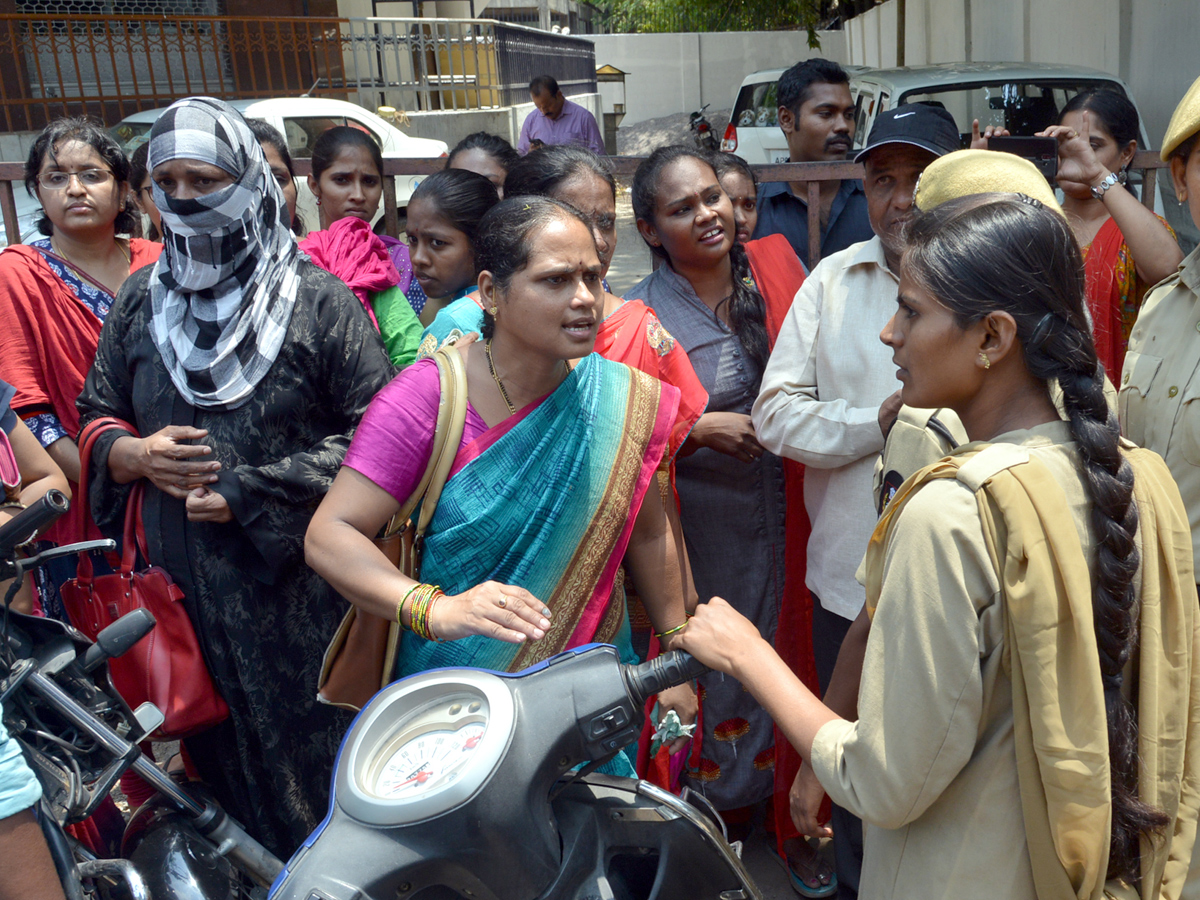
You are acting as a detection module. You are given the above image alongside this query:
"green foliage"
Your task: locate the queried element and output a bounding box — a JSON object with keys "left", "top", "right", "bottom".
{"left": 596, "top": 0, "right": 826, "bottom": 43}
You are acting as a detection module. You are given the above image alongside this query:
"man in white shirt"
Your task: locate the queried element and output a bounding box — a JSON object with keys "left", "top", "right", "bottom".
{"left": 751, "top": 102, "right": 959, "bottom": 900}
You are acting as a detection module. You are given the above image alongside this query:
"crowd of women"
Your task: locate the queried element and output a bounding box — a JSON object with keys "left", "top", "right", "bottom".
{"left": 3, "top": 73, "right": 1200, "bottom": 900}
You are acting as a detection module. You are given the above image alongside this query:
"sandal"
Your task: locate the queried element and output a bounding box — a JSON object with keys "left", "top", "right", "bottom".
{"left": 779, "top": 836, "right": 837, "bottom": 899}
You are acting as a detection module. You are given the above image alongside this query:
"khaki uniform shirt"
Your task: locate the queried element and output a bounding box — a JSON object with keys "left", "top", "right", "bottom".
{"left": 1119, "top": 246, "right": 1200, "bottom": 576}
{"left": 810, "top": 422, "right": 1091, "bottom": 900}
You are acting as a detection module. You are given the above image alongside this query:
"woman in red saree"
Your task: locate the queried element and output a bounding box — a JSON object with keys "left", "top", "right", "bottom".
{"left": 0, "top": 116, "right": 160, "bottom": 856}
{"left": 1037, "top": 89, "right": 1181, "bottom": 382}
{"left": 0, "top": 118, "right": 159, "bottom": 597}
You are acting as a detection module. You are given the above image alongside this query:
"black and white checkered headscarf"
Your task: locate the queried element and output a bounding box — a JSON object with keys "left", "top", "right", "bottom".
{"left": 147, "top": 96, "right": 303, "bottom": 409}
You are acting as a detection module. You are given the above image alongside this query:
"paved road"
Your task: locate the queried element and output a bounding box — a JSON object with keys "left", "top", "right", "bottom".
{"left": 606, "top": 184, "right": 655, "bottom": 298}
{"left": 741, "top": 829, "right": 805, "bottom": 899}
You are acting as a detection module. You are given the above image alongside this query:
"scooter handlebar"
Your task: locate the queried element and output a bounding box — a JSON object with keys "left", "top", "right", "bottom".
{"left": 0, "top": 490, "right": 69, "bottom": 559}
{"left": 623, "top": 650, "right": 709, "bottom": 708}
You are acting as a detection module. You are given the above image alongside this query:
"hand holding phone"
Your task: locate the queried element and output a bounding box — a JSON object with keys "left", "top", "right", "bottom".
{"left": 988, "top": 135, "right": 1059, "bottom": 182}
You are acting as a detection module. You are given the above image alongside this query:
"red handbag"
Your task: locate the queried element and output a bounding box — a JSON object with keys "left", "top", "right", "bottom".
{"left": 60, "top": 417, "right": 229, "bottom": 739}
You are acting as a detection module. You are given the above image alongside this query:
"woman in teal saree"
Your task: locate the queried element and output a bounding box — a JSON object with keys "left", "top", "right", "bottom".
{"left": 307, "top": 196, "right": 698, "bottom": 753}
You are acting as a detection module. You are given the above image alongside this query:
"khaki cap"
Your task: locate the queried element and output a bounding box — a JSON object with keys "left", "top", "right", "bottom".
{"left": 913, "top": 148, "right": 1064, "bottom": 218}
{"left": 1162, "top": 74, "right": 1200, "bottom": 161}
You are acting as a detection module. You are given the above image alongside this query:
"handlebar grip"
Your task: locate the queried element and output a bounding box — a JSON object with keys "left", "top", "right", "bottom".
{"left": 81, "top": 609, "right": 157, "bottom": 674}
{"left": 0, "top": 490, "right": 69, "bottom": 559}
{"left": 623, "top": 650, "right": 710, "bottom": 708}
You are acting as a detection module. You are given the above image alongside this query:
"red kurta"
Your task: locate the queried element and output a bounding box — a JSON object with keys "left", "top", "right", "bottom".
{"left": 746, "top": 234, "right": 822, "bottom": 850}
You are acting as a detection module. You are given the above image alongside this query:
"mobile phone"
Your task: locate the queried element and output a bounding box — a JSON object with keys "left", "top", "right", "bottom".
{"left": 987, "top": 135, "right": 1058, "bottom": 182}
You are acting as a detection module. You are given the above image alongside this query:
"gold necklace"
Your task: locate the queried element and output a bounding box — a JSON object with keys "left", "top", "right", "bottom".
{"left": 485, "top": 338, "right": 516, "bottom": 415}
{"left": 485, "top": 339, "right": 573, "bottom": 416}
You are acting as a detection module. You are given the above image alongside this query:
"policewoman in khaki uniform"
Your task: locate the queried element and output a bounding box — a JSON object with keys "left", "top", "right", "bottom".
{"left": 1120, "top": 75, "right": 1200, "bottom": 592}
{"left": 676, "top": 189, "right": 1200, "bottom": 900}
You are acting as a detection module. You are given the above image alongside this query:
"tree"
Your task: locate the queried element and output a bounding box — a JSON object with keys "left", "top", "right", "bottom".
{"left": 597, "top": 0, "right": 831, "bottom": 45}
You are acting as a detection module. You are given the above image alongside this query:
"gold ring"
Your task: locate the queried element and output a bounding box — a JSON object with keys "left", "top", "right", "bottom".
{"left": 497, "top": 595, "right": 507, "bottom": 609}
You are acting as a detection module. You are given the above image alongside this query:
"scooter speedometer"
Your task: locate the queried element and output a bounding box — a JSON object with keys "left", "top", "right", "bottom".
{"left": 336, "top": 670, "right": 515, "bottom": 826}
{"left": 367, "top": 694, "right": 487, "bottom": 799}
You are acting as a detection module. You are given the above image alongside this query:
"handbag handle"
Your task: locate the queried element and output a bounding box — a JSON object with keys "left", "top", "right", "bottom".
{"left": 75, "top": 417, "right": 142, "bottom": 581}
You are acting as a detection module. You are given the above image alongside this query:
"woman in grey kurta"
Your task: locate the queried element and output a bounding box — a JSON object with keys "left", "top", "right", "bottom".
{"left": 76, "top": 98, "right": 394, "bottom": 856}
{"left": 627, "top": 147, "right": 787, "bottom": 813}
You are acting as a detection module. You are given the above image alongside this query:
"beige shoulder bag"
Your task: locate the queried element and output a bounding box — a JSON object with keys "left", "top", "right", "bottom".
{"left": 317, "top": 345, "right": 469, "bottom": 711}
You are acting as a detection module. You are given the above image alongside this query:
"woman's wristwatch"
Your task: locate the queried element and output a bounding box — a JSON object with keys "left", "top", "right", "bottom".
{"left": 1091, "top": 171, "right": 1121, "bottom": 201}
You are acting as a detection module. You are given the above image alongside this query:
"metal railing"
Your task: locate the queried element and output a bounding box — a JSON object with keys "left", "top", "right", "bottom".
{"left": 0, "top": 14, "right": 598, "bottom": 132}
{"left": 0, "top": 153, "right": 1171, "bottom": 268}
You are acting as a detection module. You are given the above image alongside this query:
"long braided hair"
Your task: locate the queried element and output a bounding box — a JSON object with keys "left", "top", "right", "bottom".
{"left": 904, "top": 193, "right": 1167, "bottom": 881}
{"left": 630, "top": 145, "right": 770, "bottom": 372}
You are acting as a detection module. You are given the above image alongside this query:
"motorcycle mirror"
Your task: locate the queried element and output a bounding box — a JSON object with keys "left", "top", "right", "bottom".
{"left": 81, "top": 608, "right": 157, "bottom": 674}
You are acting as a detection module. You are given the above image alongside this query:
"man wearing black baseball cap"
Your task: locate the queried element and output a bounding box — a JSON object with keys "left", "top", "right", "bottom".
{"left": 752, "top": 103, "right": 959, "bottom": 900}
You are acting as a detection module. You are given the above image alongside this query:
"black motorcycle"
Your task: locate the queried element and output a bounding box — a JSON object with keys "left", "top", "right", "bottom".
{"left": 689, "top": 104, "right": 718, "bottom": 152}
{"left": 0, "top": 493, "right": 283, "bottom": 900}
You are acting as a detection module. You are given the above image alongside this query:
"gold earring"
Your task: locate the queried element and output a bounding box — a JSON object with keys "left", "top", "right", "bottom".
{"left": 1179, "top": 191, "right": 1187, "bottom": 203}
{"left": 489, "top": 306, "right": 498, "bottom": 315}
{"left": 979, "top": 352, "right": 991, "bottom": 370}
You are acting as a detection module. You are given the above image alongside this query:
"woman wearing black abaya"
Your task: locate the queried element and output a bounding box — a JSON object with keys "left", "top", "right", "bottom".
{"left": 77, "top": 97, "right": 393, "bottom": 855}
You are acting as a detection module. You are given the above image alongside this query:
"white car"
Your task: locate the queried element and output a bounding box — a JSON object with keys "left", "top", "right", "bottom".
{"left": 109, "top": 97, "right": 448, "bottom": 232}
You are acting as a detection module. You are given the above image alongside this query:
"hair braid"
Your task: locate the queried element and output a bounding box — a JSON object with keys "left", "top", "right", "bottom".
{"left": 726, "top": 240, "right": 770, "bottom": 371}
{"left": 1028, "top": 336, "right": 1164, "bottom": 876}
{"left": 905, "top": 194, "right": 1168, "bottom": 881}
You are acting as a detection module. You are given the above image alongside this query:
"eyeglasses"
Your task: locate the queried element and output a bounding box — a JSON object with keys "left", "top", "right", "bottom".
{"left": 37, "top": 168, "right": 114, "bottom": 191}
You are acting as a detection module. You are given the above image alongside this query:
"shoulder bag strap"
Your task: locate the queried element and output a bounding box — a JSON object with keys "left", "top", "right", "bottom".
{"left": 378, "top": 348, "right": 465, "bottom": 540}
{"left": 32, "top": 246, "right": 117, "bottom": 298}
{"left": 415, "top": 344, "right": 468, "bottom": 539}
{"left": 378, "top": 345, "right": 470, "bottom": 687}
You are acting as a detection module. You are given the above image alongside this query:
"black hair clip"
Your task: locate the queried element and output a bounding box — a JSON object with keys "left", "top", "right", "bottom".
{"left": 1015, "top": 193, "right": 1044, "bottom": 209}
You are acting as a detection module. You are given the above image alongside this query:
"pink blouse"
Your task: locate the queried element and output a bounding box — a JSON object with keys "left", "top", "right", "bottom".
{"left": 344, "top": 359, "right": 488, "bottom": 505}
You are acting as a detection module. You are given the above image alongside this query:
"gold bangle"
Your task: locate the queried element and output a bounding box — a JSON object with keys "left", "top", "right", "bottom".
{"left": 654, "top": 619, "right": 690, "bottom": 640}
